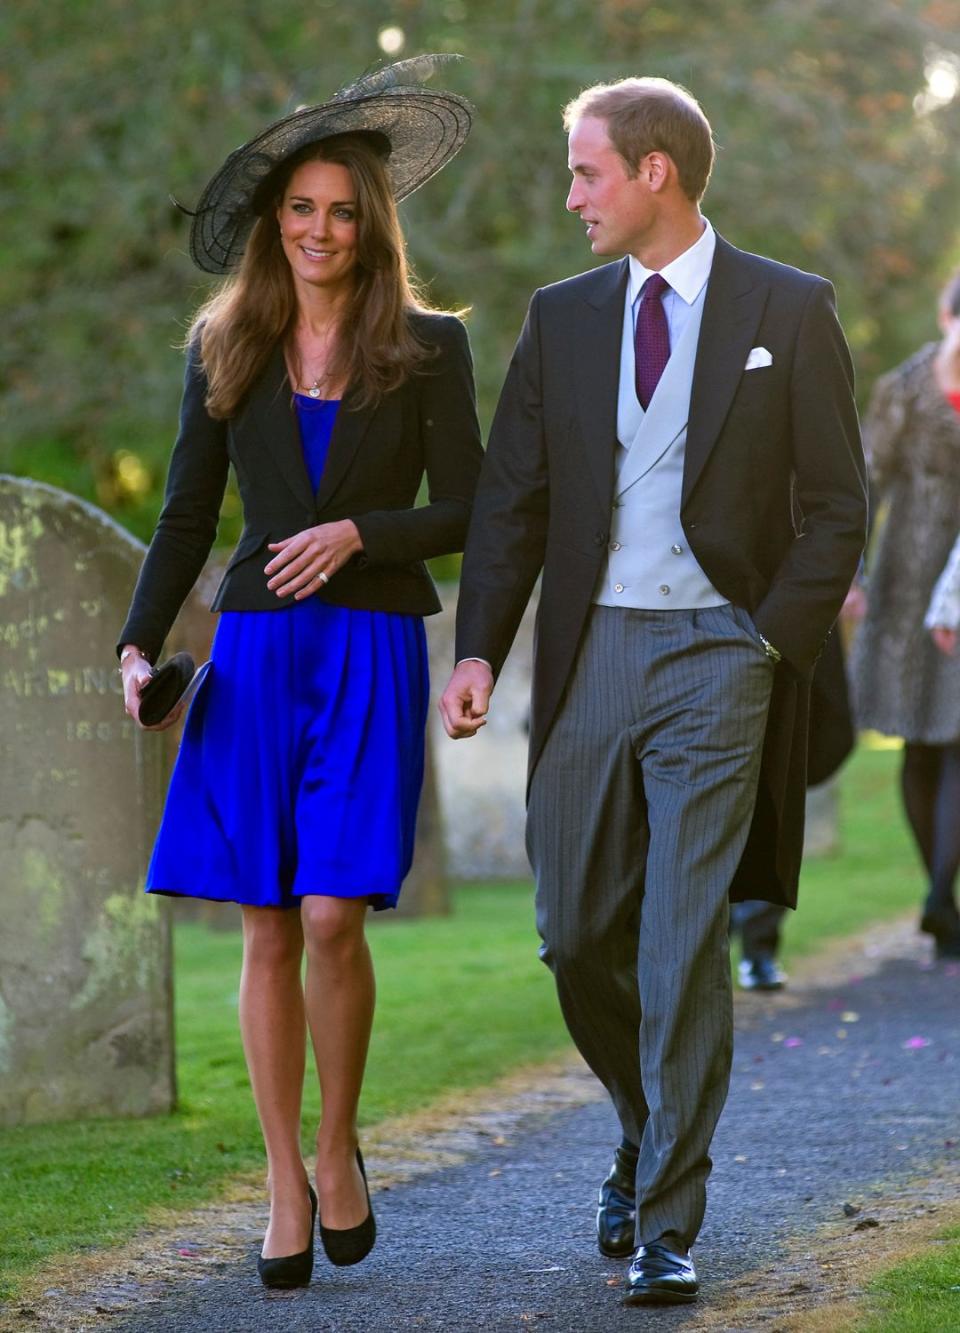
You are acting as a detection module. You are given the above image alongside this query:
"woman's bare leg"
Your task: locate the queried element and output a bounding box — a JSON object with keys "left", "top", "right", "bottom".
{"left": 301, "top": 895, "right": 374, "bottom": 1228}
{"left": 239, "top": 905, "right": 312, "bottom": 1257}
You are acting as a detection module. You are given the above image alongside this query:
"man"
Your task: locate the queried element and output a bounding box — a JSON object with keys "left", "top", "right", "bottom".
{"left": 440, "top": 78, "right": 866, "bottom": 1306}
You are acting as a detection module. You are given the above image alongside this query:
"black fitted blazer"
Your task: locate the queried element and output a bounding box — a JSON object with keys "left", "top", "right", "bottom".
{"left": 119, "top": 311, "right": 483, "bottom": 662}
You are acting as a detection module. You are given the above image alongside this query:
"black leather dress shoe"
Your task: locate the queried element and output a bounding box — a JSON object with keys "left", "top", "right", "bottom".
{"left": 738, "top": 955, "right": 786, "bottom": 991}
{"left": 622, "top": 1241, "right": 698, "bottom": 1305}
{"left": 935, "top": 932, "right": 960, "bottom": 959}
{"left": 597, "top": 1145, "right": 638, "bottom": 1258}
{"left": 921, "top": 900, "right": 960, "bottom": 957}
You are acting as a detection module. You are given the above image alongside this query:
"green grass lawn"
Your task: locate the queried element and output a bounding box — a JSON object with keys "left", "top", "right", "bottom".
{"left": 0, "top": 743, "right": 925, "bottom": 1298}
{"left": 859, "top": 1224, "right": 960, "bottom": 1332}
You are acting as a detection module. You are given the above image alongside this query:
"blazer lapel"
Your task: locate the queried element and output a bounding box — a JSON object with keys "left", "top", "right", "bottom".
{"left": 682, "top": 235, "right": 769, "bottom": 505}
{"left": 314, "top": 386, "right": 377, "bottom": 511}
{"left": 573, "top": 259, "right": 629, "bottom": 513}
{"left": 247, "top": 346, "right": 315, "bottom": 512}
{"left": 244, "top": 346, "right": 378, "bottom": 514}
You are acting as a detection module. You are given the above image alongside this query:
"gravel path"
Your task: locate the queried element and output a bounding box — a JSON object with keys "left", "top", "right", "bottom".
{"left": 63, "top": 931, "right": 957, "bottom": 1333}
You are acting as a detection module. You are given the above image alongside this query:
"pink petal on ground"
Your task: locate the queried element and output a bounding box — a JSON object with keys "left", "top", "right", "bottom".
{"left": 902, "top": 1036, "right": 931, "bottom": 1049}
{"left": 784, "top": 1037, "right": 804, "bottom": 1048}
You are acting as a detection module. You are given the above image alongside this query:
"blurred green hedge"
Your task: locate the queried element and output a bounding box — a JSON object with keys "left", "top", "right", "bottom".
{"left": 3, "top": 0, "right": 960, "bottom": 547}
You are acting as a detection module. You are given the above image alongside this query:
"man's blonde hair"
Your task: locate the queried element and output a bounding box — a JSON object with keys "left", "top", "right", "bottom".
{"left": 563, "top": 77, "right": 715, "bottom": 202}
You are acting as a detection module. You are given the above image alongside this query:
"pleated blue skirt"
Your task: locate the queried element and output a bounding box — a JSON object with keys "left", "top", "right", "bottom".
{"left": 146, "top": 599, "right": 429, "bottom": 911}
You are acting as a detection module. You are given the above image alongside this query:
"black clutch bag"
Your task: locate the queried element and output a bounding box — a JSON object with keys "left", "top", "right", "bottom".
{"left": 138, "top": 653, "right": 211, "bottom": 726}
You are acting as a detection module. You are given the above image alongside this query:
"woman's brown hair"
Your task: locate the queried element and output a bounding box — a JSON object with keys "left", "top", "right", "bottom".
{"left": 189, "top": 133, "right": 438, "bottom": 418}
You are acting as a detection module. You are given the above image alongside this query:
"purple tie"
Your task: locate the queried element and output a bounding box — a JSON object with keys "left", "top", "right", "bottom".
{"left": 634, "top": 273, "right": 671, "bottom": 410}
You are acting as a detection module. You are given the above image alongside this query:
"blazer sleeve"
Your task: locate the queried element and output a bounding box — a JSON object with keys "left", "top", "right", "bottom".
{"left": 454, "top": 292, "right": 551, "bottom": 677}
{"left": 351, "top": 316, "right": 483, "bottom": 566}
{"left": 116, "top": 341, "right": 229, "bottom": 661}
{"left": 752, "top": 278, "right": 868, "bottom": 671}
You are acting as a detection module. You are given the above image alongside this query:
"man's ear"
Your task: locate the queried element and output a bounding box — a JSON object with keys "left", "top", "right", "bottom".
{"left": 644, "top": 151, "right": 674, "bottom": 194}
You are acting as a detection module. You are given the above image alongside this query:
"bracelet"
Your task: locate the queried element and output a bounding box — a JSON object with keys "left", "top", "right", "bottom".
{"left": 119, "top": 646, "right": 145, "bottom": 670}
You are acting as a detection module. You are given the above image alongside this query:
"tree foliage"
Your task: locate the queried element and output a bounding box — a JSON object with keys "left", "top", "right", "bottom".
{"left": 3, "top": 0, "right": 960, "bottom": 542}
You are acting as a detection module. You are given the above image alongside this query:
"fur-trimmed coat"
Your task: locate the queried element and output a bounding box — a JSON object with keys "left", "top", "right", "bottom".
{"left": 853, "top": 343, "right": 960, "bottom": 743}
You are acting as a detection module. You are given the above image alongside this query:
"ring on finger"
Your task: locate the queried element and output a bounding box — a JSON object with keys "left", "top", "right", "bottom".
{"left": 315, "top": 571, "right": 329, "bottom": 586}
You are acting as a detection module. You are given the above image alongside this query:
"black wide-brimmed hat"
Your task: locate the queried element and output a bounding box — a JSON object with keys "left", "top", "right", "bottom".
{"left": 185, "top": 54, "right": 473, "bottom": 274}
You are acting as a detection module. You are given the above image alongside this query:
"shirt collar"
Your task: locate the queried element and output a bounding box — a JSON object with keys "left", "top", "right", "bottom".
{"left": 627, "top": 218, "right": 715, "bottom": 307}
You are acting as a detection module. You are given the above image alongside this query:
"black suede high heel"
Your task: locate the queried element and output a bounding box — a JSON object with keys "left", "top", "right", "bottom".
{"left": 318, "top": 1149, "right": 376, "bottom": 1267}
{"left": 257, "top": 1184, "right": 317, "bottom": 1289}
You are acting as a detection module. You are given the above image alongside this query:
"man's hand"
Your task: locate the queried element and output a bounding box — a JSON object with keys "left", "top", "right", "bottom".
{"left": 438, "top": 660, "right": 493, "bottom": 738}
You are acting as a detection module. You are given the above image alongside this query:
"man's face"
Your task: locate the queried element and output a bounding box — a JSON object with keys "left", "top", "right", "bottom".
{"left": 566, "top": 115, "right": 654, "bottom": 256}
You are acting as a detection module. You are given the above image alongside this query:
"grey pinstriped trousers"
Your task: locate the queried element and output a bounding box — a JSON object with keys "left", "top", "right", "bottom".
{"left": 527, "top": 603, "right": 774, "bottom": 1248}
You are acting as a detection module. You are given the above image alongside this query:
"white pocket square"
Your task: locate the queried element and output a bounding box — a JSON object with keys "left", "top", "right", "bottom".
{"left": 744, "top": 346, "right": 773, "bottom": 370}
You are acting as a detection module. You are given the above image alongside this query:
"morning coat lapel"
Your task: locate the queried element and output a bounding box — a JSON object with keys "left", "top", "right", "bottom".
{"left": 247, "top": 345, "right": 314, "bottom": 511}
{"left": 573, "top": 259, "right": 629, "bottom": 513}
{"left": 682, "top": 235, "right": 769, "bottom": 505}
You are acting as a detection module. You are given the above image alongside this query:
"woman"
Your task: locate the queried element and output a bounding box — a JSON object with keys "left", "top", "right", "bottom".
{"left": 117, "top": 57, "right": 481, "bottom": 1287}
{"left": 852, "top": 270, "right": 960, "bottom": 960}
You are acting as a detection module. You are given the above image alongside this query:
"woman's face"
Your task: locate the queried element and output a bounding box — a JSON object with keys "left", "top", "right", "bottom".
{"left": 276, "top": 159, "right": 359, "bottom": 294}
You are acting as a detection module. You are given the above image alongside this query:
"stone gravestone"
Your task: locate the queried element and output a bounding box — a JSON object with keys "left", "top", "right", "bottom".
{"left": 427, "top": 588, "right": 537, "bottom": 881}
{"left": 0, "top": 476, "right": 174, "bottom": 1125}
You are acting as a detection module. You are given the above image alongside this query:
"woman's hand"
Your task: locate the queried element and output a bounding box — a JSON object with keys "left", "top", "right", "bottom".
{"left": 121, "top": 647, "right": 185, "bottom": 731}
{"left": 840, "top": 581, "right": 867, "bottom": 624}
{"left": 931, "top": 626, "right": 958, "bottom": 656}
{"left": 264, "top": 520, "right": 364, "bottom": 600}
{"left": 934, "top": 316, "right": 960, "bottom": 396}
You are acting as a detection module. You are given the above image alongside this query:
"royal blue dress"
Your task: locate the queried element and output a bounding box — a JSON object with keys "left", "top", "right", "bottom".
{"left": 145, "top": 394, "right": 430, "bottom": 911}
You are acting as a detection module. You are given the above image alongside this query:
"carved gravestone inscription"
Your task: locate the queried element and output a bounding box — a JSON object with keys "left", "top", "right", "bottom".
{"left": 0, "top": 476, "right": 174, "bottom": 1125}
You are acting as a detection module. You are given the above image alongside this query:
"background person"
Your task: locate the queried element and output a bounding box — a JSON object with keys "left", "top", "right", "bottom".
{"left": 851, "top": 271, "right": 960, "bottom": 960}
{"left": 926, "top": 316, "right": 960, "bottom": 657}
{"left": 117, "top": 58, "right": 480, "bottom": 1289}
